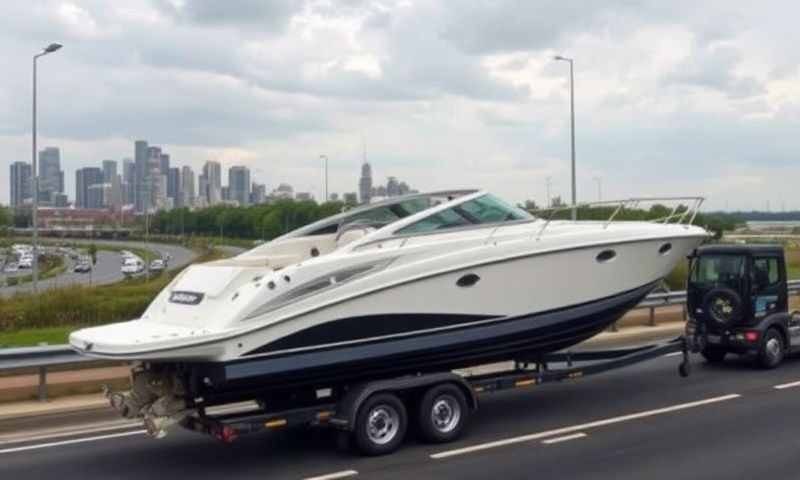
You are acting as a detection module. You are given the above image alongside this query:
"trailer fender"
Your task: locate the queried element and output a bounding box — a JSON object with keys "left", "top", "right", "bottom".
{"left": 330, "top": 372, "right": 477, "bottom": 431}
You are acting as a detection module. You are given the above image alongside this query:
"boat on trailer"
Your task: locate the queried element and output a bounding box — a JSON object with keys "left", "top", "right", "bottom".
{"left": 69, "top": 190, "right": 708, "bottom": 436}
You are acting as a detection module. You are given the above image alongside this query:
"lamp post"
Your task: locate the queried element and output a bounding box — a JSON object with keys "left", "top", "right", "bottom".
{"left": 593, "top": 176, "right": 602, "bottom": 202}
{"left": 545, "top": 176, "right": 552, "bottom": 209}
{"left": 32, "top": 43, "right": 63, "bottom": 294}
{"left": 553, "top": 55, "right": 576, "bottom": 220}
{"left": 319, "top": 155, "right": 328, "bottom": 202}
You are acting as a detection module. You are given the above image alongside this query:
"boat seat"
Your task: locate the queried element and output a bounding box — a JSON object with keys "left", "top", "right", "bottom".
{"left": 336, "top": 227, "right": 376, "bottom": 249}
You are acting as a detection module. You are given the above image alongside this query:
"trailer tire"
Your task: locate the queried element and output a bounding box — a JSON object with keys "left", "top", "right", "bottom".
{"left": 417, "top": 383, "right": 469, "bottom": 444}
{"left": 353, "top": 393, "right": 407, "bottom": 456}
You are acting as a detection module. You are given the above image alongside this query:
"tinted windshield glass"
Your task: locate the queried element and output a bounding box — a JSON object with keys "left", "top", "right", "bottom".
{"left": 396, "top": 194, "right": 532, "bottom": 235}
{"left": 457, "top": 194, "right": 532, "bottom": 223}
{"left": 690, "top": 255, "right": 745, "bottom": 287}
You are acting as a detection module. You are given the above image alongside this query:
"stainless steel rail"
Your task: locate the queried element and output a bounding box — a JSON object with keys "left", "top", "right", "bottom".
{"left": 534, "top": 196, "right": 705, "bottom": 241}
{"left": 2, "top": 279, "right": 799, "bottom": 401}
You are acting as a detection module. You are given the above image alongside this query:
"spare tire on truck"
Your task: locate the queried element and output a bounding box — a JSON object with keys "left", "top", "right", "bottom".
{"left": 702, "top": 287, "right": 743, "bottom": 328}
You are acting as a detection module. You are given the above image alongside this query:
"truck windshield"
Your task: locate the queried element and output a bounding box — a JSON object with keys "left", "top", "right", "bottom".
{"left": 690, "top": 255, "right": 745, "bottom": 288}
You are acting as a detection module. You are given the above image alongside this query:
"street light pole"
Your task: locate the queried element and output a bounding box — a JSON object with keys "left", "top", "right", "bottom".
{"left": 545, "top": 176, "right": 552, "bottom": 208}
{"left": 554, "top": 55, "right": 576, "bottom": 220}
{"left": 31, "top": 43, "right": 63, "bottom": 294}
{"left": 319, "top": 155, "right": 328, "bottom": 202}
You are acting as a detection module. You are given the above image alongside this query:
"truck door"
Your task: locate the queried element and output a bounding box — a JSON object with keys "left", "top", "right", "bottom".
{"left": 751, "top": 256, "right": 784, "bottom": 320}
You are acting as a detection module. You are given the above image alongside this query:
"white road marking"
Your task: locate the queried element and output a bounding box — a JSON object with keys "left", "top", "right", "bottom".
{"left": 303, "top": 470, "right": 358, "bottom": 480}
{"left": 774, "top": 380, "right": 800, "bottom": 390}
{"left": 0, "top": 421, "right": 141, "bottom": 446}
{"left": 431, "top": 394, "right": 741, "bottom": 459}
{"left": 664, "top": 351, "right": 683, "bottom": 357}
{"left": 541, "top": 432, "right": 587, "bottom": 444}
{"left": 0, "top": 430, "right": 146, "bottom": 454}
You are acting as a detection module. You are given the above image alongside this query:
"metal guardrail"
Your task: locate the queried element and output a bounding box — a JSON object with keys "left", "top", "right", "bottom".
{"left": 2, "top": 279, "right": 799, "bottom": 401}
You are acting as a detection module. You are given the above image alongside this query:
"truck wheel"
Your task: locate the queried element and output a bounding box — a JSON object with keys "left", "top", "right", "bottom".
{"left": 353, "top": 393, "right": 407, "bottom": 456}
{"left": 758, "top": 328, "right": 785, "bottom": 369}
{"left": 701, "top": 347, "right": 726, "bottom": 364}
{"left": 417, "top": 383, "right": 469, "bottom": 443}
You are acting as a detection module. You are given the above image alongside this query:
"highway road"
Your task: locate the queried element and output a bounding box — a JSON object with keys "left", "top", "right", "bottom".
{"left": 0, "top": 240, "right": 197, "bottom": 297}
{"left": 2, "top": 343, "right": 800, "bottom": 479}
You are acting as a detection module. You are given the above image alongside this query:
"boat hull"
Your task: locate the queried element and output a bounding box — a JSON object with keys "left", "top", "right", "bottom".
{"left": 187, "top": 280, "right": 657, "bottom": 404}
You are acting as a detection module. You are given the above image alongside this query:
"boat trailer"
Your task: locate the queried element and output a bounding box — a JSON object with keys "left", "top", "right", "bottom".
{"left": 179, "top": 336, "right": 691, "bottom": 454}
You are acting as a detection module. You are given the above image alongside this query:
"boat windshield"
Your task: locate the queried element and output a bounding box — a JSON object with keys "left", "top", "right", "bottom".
{"left": 339, "top": 197, "right": 433, "bottom": 229}
{"left": 396, "top": 194, "right": 533, "bottom": 234}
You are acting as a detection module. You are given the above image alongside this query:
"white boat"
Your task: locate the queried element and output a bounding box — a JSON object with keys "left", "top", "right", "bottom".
{"left": 70, "top": 190, "right": 707, "bottom": 422}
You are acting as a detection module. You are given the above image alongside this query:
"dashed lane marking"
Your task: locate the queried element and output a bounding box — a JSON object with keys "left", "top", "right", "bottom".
{"left": 541, "top": 432, "right": 587, "bottom": 444}
{"left": 303, "top": 470, "right": 358, "bottom": 480}
{"left": 0, "top": 430, "right": 146, "bottom": 454}
{"left": 431, "top": 393, "right": 741, "bottom": 459}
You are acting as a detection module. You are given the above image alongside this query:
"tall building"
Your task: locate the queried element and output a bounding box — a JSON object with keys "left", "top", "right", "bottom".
{"left": 38, "top": 147, "right": 64, "bottom": 204}
{"left": 251, "top": 183, "right": 266, "bottom": 204}
{"left": 146, "top": 147, "right": 166, "bottom": 211}
{"left": 102, "top": 160, "right": 118, "bottom": 183}
{"left": 359, "top": 162, "right": 373, "bottom": 204}
{"left": 167, "top": 167, "right": 181, "bottom": 205}
{"left": 159, "top": 153, "right": 170, "bottom": 176}
{"left": 202, "top": 161, "right": 222, "bottom": 205}
{"left": 134, "top": 140, "right": 149, "bottom": 212}
{"left": 122, "top": 158, "right": 135, "bottom": 205}
{"left": 75, "top": 167, "right": 103, "bottom": 209}
{"left": 9, "top": 161, "right": 32, "bottom": 208}
{"left": 228, "top": 166, "right": 251, "bottom": 206}
{"left": 180, "top": 166, "right": 195, "bottom": 208}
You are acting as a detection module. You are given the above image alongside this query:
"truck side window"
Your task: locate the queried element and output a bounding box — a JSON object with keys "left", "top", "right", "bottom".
{"left": 753, "top": 257, "right": 780, "bottom": 289}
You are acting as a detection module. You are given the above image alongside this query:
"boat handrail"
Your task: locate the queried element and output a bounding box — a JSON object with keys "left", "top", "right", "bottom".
{"left": 532, "top": 196, "right": 705, "bottom": 241}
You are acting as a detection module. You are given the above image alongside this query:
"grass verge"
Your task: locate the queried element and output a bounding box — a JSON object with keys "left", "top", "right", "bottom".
{"left": 0, "top": 248, "right": 226, "bottom": 341}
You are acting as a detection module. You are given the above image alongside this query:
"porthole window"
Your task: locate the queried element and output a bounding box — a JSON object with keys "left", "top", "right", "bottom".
{"left": 659, "top": 243, "right": 673, "bottom": 256}
{"left": 596, "top": 249, "right": 617, "bottom": 263}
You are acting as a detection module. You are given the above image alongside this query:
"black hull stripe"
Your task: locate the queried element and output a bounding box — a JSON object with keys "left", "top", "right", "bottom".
{"left": 202, "top": 281, "right": 657, "bottom": 393}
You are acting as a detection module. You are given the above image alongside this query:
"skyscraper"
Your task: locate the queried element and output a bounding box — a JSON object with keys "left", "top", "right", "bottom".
{"left": 228, "top": 166, "right": 251, "bottom": 206}
{"left": 9, "top": 161, "right": 32, "bottom": 208}
{"left": 38, "top": 147, "right": 64, "bottom": 204}
{"left": 202, "top": 161, "right": 222, "bottom": 205}
{"left": 122, "top": 158, "right": 135, "bottom": 206}
{"left": 102, "top": 160, "right": 118, "bottom": 183}
{"left": 75, "top": 167, "right": 103, "bottom": 209}
{"left": 181, "top": 166, "right": 195, "bottom": 208}
{"left": 167, "top": 167, "right": 181, "bottom": 206}
{"left": 134, "top": 140, "right": 149, "bottom": 212}
{"left": 359, "top": 161, "right": 373, "bottom": 204}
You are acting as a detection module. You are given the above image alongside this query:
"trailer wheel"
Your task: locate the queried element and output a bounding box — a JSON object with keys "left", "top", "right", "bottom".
{"left": 757, "top": 328, "right": 785, "bottom": 369}
{"left": 417, "top": 383, "right": 469, "bottom": 444}
{"left": 353, "top": 393, "right": 407, "bottom": 456}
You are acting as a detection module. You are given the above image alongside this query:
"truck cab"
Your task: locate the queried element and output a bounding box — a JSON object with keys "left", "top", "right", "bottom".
{"left": 687, "top": 244, "right": 800, "bottom": 368}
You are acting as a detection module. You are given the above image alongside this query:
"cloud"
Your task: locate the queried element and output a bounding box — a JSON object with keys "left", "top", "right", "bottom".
{"left": 1, "top": 1, "right": 800, "bottom": 211}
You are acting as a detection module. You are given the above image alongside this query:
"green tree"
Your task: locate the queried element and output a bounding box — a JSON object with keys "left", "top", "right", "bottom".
{"left": 88, "top": 244, "right": 98, "bottom": 265}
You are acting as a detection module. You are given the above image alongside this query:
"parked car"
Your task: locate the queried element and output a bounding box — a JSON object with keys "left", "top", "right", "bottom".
{"left": 121, "top": 258, "right": 144, "bottom": 275}
{"left": 18, "top": 256, "right": 33, "bottom": 269}
{"left": 4, "top": 262, "right": 19, "bottom": 273}
{"left": 149, "top": 259, "right": 165, "bottom": 272}
{"left": 74, "top": 262, "right": 92, "bottom": 273}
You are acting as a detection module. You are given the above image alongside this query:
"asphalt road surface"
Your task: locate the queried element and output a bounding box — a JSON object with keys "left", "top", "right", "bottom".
{"left": 3, "top": 344, "right": 800, "bottom": 479}
{"left": 0, "top": 240, "right": 197, "bottom": 297}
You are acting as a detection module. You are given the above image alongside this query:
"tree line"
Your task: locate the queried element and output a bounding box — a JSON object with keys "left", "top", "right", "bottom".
{"left": 148, "top": 200, "right": 346, "bottom": 240}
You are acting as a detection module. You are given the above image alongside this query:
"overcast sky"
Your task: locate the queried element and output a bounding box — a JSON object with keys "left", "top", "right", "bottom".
{"left": 1, "top": 0, "right": 799, "bottom": 211}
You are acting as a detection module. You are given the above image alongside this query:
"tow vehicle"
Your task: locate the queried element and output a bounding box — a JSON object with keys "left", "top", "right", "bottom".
{"left": 686, "top": 244, "right": 800, "bottom": 368}
{"left": 175, "top": 338, "right": 691, "bottom": 456}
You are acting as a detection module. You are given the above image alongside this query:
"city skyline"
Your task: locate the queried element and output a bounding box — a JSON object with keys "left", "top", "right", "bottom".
{"left": 8, "top": 138, "right": 421, "bottom": 212}
{"left": 3, "top": 2, "right": 800, "bottom": 211}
